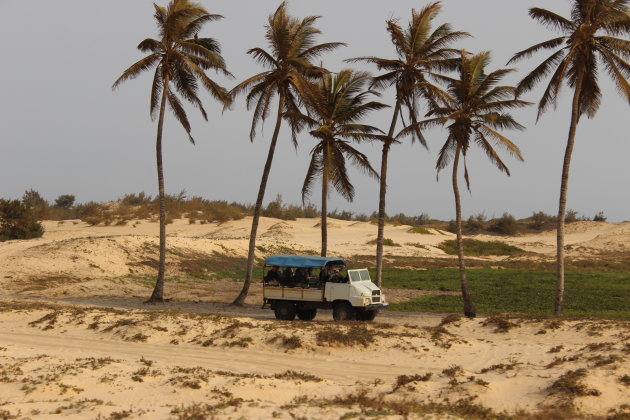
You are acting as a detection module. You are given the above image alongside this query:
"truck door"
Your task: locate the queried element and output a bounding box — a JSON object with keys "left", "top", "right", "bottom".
{"left": 324, "top": 282, "right": 349, "bottom": 302}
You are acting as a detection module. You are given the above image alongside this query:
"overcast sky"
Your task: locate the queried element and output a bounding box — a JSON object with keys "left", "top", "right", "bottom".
{"left": 1, "top": 1, "right": 628, "bottom": 221}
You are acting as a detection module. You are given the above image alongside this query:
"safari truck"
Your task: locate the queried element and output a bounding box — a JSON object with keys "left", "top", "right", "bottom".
{"left": 261, "top": 255, "right": 388, "bottom": 321}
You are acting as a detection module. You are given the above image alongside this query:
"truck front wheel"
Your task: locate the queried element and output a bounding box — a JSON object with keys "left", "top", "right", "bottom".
{"left": 274, "top": 301, "right": 296, "bottom": 321}
{"left": 356, "top": 309, "right": 378, "bottom": 321}
{"left": 297, "top": 308, "right": 317, "bottom": 321}
{"left": 333, "top": 302, "right": 355, "bottom": 321}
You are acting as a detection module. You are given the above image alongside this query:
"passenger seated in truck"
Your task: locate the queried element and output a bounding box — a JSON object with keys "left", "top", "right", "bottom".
{"left": 319, "top": 265, "right": 330, "bottom": 284}
{"left": 280, "top": 267, "right": 294, "bottom": 287}
{"left": 264, "top": 266, "right": 281, "bottom": 286}
{"left": 294, "top": 267, "right": 308, "bottom": 287}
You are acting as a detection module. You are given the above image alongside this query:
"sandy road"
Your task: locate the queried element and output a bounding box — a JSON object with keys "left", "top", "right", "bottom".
{"left": 2, "top": 293, "right": 446, "bottom": 325}
{"left": 0, "top": 328, "right": 430, "bottom": 385}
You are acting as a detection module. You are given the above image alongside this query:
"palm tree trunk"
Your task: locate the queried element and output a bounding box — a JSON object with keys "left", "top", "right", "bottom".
{"left": 233, "top": 91, "right": 286, "bottom": 306}
{"left": 147, "top": 76, "right": 170, "bottom": 303}
{"left": 452, "top": 144, "right": 476, "bottom": 318}
{"left": 321, "top": 143, "right": 329, "bottom": 257}
{"left": 375, "top": 100, "right": 401, "bottom": 287}
{"left": 555, "top": 72, "right": 584, "bottom": 316}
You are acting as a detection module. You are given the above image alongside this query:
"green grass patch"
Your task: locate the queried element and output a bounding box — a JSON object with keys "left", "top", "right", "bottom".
{"left": 366, "top": 238, "right": 401, "bottom": 247}
{"left": 384, "top": 268, "right": 630, "bottom": 320}
{"left": 408, "top": 226, "right": 433, "bottom": 235}
{"left": 437, "top": 239, "right": 524, "bottom": 256}
{"left": 406, "top": 242, "right": 428, "bottom": 250}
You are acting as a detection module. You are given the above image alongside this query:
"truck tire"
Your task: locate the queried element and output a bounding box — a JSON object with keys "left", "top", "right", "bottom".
{"left": 356, "top": 309, "right": 378, "bottom": 321}
{"left": 274, "top": 301, "right": 296, "bottom": 321}
{"left": 333, "top": 301, "right": 355, "bottom": 321}
{"left": 297, "top": 308, "right": 317, "bottom": 321}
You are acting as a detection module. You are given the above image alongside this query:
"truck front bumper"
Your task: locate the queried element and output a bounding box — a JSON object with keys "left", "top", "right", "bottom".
{"left": 362, "top": 303, "right": 388, "bottom": 310}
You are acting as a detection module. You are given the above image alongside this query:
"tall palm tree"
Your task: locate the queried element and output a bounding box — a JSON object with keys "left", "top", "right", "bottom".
{"left": 291, "top": 70, "right": 385, "bottom": 256}
{"left": 113, "top": 0, "right": 229, "bottom": 303}
{"left": 417, "top": 51, "right": 530, "bottom": 317}
{"left": 509, "top": 0, "right": 630, "bottom": 315}
{"left": 230, "top": 2, "right": 344, "bottom": 305}
{"left": 349, "top": 2, "right": 469, "bottom": 287}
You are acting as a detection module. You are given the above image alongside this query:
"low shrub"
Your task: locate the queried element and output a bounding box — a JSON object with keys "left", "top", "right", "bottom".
{"left": 0, "top": 199, "right": 45, "bottom": 241}
{"left": 54, "top": 194, "right": 75, "bottom": 210}
{"left": 488, "top": 212, "right": 517, "bottom": 235}
{"left": 593, "top": 211, "right": 607, "bottom": 222}
{"left": 530, "top": 211, "right": 556, "bottom": 230}
{"left": 565, "top": 209, "right": 578, "bottom": 223}
{"left": 464, "top": 213, "right": 486, "bottom": 233}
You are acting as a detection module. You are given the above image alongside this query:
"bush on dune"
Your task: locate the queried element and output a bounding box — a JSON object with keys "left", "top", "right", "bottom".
{"left": 0, "top": 199, "right": 44, "bottom": 241}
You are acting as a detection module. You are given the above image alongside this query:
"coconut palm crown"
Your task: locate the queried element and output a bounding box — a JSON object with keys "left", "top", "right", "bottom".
{"left": 292, "top": 69, "right": 386, "bottom": 256}
{"left": 417, "top": 51, "right": 530, "bottom": 317}
{"left": 509, "top": 0, "right": 630, "bottom": 315}
{"left": 230, "top": 2, "right": 345, "bottom": 305}
{"left": 349, "top": 2, "right": 470, "bottom": 286}
{"left": 112, "top": 0, "right": 230, "bottom": 303}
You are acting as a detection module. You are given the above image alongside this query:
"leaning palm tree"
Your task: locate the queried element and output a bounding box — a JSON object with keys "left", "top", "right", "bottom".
{"left": 417, "top": 51, "right": 530, "bottom": 317}
{"left": 291, "top": 70, "right": 385, "bottom": 256}
{"left": 230, "top": 2, "right": 344, "bottom": 305}
{"left": 509, "top": 0, "right": 630, "bottom": 316}
{"left": 113, "top": 0, "right": 229, "bottom": 303}
{"left": 349, "top": 2, "right": 469, "bottom": 287}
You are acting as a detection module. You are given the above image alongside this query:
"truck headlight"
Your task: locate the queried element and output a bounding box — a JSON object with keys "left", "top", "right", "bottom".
{"left": 363, "top": 297, "right": 371, "bottom": 305}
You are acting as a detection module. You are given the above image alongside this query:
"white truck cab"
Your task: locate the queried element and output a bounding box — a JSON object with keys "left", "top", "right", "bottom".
{"left": 261, "top": 255, "right": 388, "bottom": 321}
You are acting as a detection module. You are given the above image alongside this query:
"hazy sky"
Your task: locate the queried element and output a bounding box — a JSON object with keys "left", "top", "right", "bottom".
{"left": 1, "top": 1, "right": 628, "bottom": 221}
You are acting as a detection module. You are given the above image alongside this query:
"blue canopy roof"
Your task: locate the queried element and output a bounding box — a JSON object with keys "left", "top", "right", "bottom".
{"left": 264, "top": 254, "right": 345, "bottom": 268}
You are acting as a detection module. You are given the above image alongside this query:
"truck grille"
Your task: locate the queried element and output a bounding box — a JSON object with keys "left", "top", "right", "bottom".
{"left": 372, "top": 290, "right": 380, "bottom": 296}
{"left": 372, "top": 296, "right": 381, "bottom": 303}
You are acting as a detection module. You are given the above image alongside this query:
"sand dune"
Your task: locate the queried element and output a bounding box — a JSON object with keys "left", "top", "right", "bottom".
{"left": 1, "top": 218, "right": 629, "bottom": 418}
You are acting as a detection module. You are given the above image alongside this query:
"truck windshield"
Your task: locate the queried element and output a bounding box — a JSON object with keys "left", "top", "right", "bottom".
{"left": 348, "top": 269, "right": 371, "bottom": 283}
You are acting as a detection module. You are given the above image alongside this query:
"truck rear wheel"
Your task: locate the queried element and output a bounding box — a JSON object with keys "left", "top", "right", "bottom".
{"left": 274, "top": 301, "right": 296, "bottom": 321}
{"left": 297, "top": 308, "right": 317, "bottom": 321}
{"left": 333, "top": 302, "right": 355, "bottom": 321}
{"left": 356, "top": 309, "right": 378, "bottom": 321}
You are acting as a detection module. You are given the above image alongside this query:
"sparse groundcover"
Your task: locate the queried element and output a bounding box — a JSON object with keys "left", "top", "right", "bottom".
{"left": 406, "top": 242, "right": 428, "bottom": 250}
{"left": 386, "top": 268, "right": 630, "bottom": 320}
{"left": 408, "top": 226, "right": 433, "bottom": 235}
{"left": 366, "top": 238, "right": 401, "bottom": 247}
{"left": 437, "top": 239, "right": 524, "bottom": 256}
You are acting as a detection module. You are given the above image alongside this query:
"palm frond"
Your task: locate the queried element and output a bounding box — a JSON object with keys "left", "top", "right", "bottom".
{"left": 516, "top": 49, "right": 566, "bottom": 96}
{"left": 112, "top": 54, "right": 161, "bottom": 90}
{"left": 476, "top": 124, "right": 524, "bottom": 161}
{"left": 473, "top": 130, "right": 511, "bottom": 175}
{"left": 138, "top": 38, "right": 164, "bottom": 53}
{"left": 529, "top": 8, "right": 576, "bottom": 32}
{"left": 301, "top": 152, "right": 322, "bottom": 202}
{"left": 508, "top": 37, "right": 566, "bottom": 64}
{"left": 150, "top": 64, "right": 163, "bottom": 120}
{"left": 167, "top": 90, "right": 194, "bottom": 144}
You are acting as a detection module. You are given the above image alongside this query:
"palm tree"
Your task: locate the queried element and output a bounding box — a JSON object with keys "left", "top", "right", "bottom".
{"left": 349, "top": 2, "right": 469, "bottom": 287}
{"left": 230, "top": 2, "right": 344, "bottom": 305}
{"left": 291, "top": 69, "right": 385, "bottom": 256}
{"left": 509, "top": 0, "right": 630, "bottom": 315}
{"left": 112, "top": 0, "right": 229, "bottom": 303}
{"left": 417, "top": 51, "right": 530, "bottom": 317}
